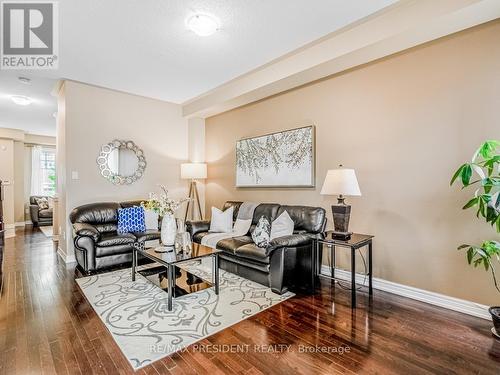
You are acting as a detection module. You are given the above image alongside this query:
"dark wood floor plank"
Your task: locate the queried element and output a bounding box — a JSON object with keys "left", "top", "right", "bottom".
{"left": 1, "top": 227, "right": 499, "bottom": 375}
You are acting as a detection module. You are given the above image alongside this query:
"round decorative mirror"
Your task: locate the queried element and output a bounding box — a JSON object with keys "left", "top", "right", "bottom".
{"left": 97, "top": 140, "right": 146, "bottom": 185}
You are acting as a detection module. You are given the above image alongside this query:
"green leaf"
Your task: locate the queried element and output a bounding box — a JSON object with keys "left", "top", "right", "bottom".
{"left": 467, "top": 248, "right": 473, "bottom": 264}
{"left": 462, "top": 197, "right": 478, "bottom": 210}
{"left": 457, "top": 244, "right": 470, "bottom": 250}
{"left": 484, "top": 260, "right": 489, "bottom": 271}
{"left": 450, "top": 164, "right": 466, "bottom": 186}
{"left": 461, "top": 164, "right": 473, "bottom": 185}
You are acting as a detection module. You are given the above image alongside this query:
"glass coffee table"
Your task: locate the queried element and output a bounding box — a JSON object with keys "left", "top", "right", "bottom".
{"left": 132, "top": 242, "right": 220, "bottom": 311}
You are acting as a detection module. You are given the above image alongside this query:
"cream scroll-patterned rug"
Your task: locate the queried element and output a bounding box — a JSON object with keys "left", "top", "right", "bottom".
{"left": 76, "top": 258, "right": 294, "bottom": 370}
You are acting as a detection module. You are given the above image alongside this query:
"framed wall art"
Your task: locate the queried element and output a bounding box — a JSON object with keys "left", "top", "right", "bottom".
{"left": 236, "top": 125, "right": 315, "bottom": 188}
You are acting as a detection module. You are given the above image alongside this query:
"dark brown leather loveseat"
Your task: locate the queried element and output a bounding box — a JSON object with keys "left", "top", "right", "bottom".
{"left": 70, "top": 201, "right": 160, "bottom": 274}
{"left": 187, "top": 201, "right": 326, "bottom": 294}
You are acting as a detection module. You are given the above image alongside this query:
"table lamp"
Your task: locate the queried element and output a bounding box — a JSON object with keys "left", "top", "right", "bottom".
{"left": 320, "top": 166, "right": 361, "bottom": 239}
{"left": 181, "top": 163, "right": 207, "bottom": 221}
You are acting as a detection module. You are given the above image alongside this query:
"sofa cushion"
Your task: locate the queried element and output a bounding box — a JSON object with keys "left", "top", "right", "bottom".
{"left": 97, "top": 232, "right": 136, "bottom": 247}
{"left": 118, "top": 206, "right": 146, "bottom": 234}
{"left": 277, "top": 205, "right": 326, "bottom": 234}
{"left": 222, "top": 201, "right": 243, "bottom": 221}
{"left": 193, "top": 231, "right": 209, "bottom": 243}
{"left": 96, "top": 244, "right": 133, "bottom": 258}
{"left": 251, "top": 216, "right": 271, "bottom": 248}
{"left": 35, "top": 197, "right": 49, "bottom": 210}
{"left": 235, "top": 243, "right": 270, "bottom": 264}
{"left": 69, "top": 202, "right": 120, "bottom": 225}
{"left": 39, "top": 208, "right": 53, "bottom": 218}
{"left": 251, "top": 204, "right": 281, "bottom": 226}
{"left": 133, "top": 230, "right": 161, "bottom": 243}
{"left": 216, "top": 236, "right": 254, "bottom": 255}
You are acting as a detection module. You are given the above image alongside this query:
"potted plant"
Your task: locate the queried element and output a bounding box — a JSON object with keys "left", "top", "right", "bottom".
{"left": 451, "top": 140, "right": 500, "bottom": 337}
{"left": 142, "top": 185, "right": 189, "bottom": 247}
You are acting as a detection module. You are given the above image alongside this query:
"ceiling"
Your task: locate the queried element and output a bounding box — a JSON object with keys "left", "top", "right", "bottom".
{"left": 0, "top": 72, "right": 58, "bottom": 137}
{"left": 0, "top": 0, "right": 396, "bottom": 136}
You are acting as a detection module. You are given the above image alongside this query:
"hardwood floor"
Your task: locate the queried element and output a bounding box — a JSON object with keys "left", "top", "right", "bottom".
{"left": 0, "top": 227, "right": 499, "bottom": 374}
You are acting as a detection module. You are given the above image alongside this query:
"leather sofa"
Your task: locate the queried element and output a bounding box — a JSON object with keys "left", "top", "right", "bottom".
{"left": 30, "top": 196, "right": 53, "bottom": 226}
{"left": 187, "top": 201, "right": 326, "bottom": 294}
{"left": 70, "top": 201, "right": 160, "bottom": 274}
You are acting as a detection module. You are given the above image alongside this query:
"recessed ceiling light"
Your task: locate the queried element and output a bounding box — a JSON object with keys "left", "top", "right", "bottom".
{"left": 186, "top": 13, "right": 219, "bottom": 36}
{"left": 18, "top": 77, "right": 31, "bottom": 85}
{"left": 11, "top": 95, "right": 32, "bottom": 106}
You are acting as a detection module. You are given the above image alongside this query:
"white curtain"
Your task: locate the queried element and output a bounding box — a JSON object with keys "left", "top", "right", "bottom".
{"left": 30, "top": 146, "right": 43, "bottom": 195}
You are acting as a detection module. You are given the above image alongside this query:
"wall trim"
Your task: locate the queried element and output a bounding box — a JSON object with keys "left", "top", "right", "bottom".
{"left": 320, "top": 265, "right": 490, "bottom": 320}
{"left": 14, "top": 221, "right": 25, "bottom": 227}
{"left": 57, "top": 246, "right": 76, "bottom": 264}
{"left": 4, "top": 224, "right": 15, "bottom": 238}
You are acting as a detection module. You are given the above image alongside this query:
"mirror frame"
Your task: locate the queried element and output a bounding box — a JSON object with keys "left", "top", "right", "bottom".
{"left": 96, "top": 139, "right": 147, "bottom": 185}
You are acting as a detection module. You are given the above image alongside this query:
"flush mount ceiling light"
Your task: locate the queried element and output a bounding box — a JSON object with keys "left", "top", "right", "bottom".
{"left": 11, "top": 95, "right": 32, "bottom": 106}
{"left": 186, "top": 13, "right": 219, "bottom": 36}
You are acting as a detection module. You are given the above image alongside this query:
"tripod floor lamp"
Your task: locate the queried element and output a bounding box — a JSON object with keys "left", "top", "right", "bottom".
{"left": 181, "top": 163, "right": 207, "bottom": 221}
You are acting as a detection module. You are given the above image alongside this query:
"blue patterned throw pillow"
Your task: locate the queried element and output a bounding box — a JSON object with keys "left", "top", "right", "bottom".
{"left": 117, "top": 206, "right": 146, "bottom": 234}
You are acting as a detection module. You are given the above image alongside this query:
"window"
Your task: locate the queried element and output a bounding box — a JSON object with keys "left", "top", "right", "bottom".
{"left": 31, "top": 146, "right": 56, "bottom": 196}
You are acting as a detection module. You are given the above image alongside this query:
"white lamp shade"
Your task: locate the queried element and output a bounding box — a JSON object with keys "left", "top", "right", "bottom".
{"left": 181, "top": 163, "right": 207, "bottom": 179}
{"left": 320, "top": 169, "right": 361, "bottom": 196}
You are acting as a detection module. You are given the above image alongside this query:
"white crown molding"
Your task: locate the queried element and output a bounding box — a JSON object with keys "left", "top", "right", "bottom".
{"left": 320, "top": 265, "right": 490, "bottom": 320}
{"left": 183, "top": 0, "right": 500, "bottom": 118}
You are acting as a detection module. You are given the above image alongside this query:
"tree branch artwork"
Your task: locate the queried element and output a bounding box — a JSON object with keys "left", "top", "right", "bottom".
{"left": 236, "top": 127, "right": 313, "bottom": 186}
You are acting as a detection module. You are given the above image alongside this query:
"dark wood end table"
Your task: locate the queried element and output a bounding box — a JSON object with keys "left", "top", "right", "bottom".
{"left": 313, "top": 232, "right": 374, "bottom": 308}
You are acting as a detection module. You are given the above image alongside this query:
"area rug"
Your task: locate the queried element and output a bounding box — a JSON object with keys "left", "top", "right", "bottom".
{"left": 39, "top": 226, "right": 53, "bottom": 237}
{"left": 76, "top": 258, "right": 294, "bottom": 370}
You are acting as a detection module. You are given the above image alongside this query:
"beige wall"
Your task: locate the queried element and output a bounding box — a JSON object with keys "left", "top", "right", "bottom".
{"left": 0, "top": 139, "right": 15, "bottom": 236}
{"left": 205, "top": 22, "right": 500, "bottom": 306}
{"left": 13, "top": 141, "right": 24, "bottom": 224}
{"left": 58, "top": 81, "right": 190, "bottom": 259}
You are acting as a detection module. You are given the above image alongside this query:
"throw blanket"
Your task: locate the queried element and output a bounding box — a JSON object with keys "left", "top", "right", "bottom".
{"left": 201, "top": 202, "right": 258, "bottom": 249}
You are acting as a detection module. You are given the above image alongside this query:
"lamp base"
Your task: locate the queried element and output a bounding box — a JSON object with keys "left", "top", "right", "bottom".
{"left": 331, "top": 203, "right": 351, "bottom": 234}
{"left": 332, "top": 231, "right": 352, "bottom": 240}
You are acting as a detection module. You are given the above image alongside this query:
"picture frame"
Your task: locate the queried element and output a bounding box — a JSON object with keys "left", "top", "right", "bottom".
{"left": 235, "top": 125, "right": 315, "bottom": 188}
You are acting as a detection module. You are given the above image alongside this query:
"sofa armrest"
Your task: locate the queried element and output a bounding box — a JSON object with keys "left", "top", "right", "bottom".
{"left": 30, "top": 204, "right": 40, "bottom": 223}
{"left": 266, "top": 234, "right": 312, "bottom": 255}
{"left": 73, "top": 223, "right": 101, "bottom": 242}
{"left": 186, "top": 220, "right": 211, "bottom": 238}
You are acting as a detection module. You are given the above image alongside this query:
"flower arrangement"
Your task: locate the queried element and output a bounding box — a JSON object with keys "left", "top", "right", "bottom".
{"left": 141, "top": 185, "right": 189, "bottom": 217}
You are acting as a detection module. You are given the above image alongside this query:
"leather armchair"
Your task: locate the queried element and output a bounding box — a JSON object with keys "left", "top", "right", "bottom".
{"left": 30, "top": 196, "right": 53, "bottom": 227}
{"left": 70, "top": 201, "right": 160, "bottom": 274}
{"left": 187, "top": 202, "right": 326, "bottom": 294}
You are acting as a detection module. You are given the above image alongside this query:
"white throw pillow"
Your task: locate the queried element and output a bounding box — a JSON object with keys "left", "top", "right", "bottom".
{"left": 144, "top": 209, "right": 159, "bottom": 230}
{"left": 270, "top": 211, "right": 294, "bottom": 240}
{"left": 209, "top": 206, "right": 234, "bottom": 233}
{"left": 232, "top": 218, "right": 252, "bottom": 235}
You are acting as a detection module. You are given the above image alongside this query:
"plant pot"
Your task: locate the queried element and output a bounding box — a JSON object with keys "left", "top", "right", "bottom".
{"left": 160, "top": 214, "right": 176, "bottom": 246}
{"left": 489, "top": 306, "right": 500, "bottom": 338}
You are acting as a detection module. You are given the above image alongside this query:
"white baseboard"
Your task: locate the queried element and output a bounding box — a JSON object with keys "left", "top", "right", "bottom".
{"left": 57, "top": 246, "right": 76, "bottom": 264}
{"left": 320, "top": 265, "right": 490, "bottom": 320}
{"left": 14, "top": 221, "right": 25, "bottom": 227}
{"left": 4, "top": 224, "right": 15, "bottom": 238}
{"left": 25, "top": 220, "right": 32, "bottom": 225}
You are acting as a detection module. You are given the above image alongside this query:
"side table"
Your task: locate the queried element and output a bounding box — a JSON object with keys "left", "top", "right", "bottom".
{"left": 314, "top": 232, "right": 374, "bottom": 308}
